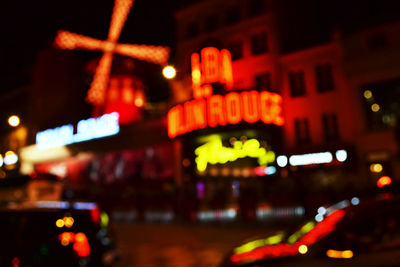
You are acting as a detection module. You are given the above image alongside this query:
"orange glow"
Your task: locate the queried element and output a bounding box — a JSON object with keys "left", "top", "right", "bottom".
{"left": 115, "top": 44, "right": 170, "bottom": 65}
{"left": 59, "top": 232, "right": 75, "bottom": 246}
{"left": 167, "top": 91, "right": 284, "bottom": 138}
{"left": 54, "top": 0, "right": 170, "bottom": 106}
{"left": 202, "top": 47, "right": 220, "bottom": 84}
{"left": 73, "top": 233, "right": 91, "bottom": 257}
{"left": 108, "top": 0, "right": 134, "bottom": 43}
{"left": 87, "top": 52, "right": 114, "bottom": 105}
{"left": 377, "top": 176, "right": 392, "bottom": 187}
{"left": 54, "top": 30, "right": 106, "bottom": 51}
{"left": 64, "top": 217, "right": 74, "bottom": 228}
{"left": 208, "top": 95, "right": 227, "bottom": 127}
{"left": 221, "top": 49, "right": 234, "bottom": 89}
{"left": 326, "top": 249, "right": 353, "bottom": 259}
{"left": 59, "top": 232, "right": 91, "bottom": 257}
{"left": 134, "top": 90, "right": 145, "bottom": 107}
{"left": 225, "top": 92, "right": 242, "bottom": 124}
{"left": 242, "top": 91, "right": 260, "bottom": 123}
{"left": 370, "top": 163, "right": 383, "bottom": 173}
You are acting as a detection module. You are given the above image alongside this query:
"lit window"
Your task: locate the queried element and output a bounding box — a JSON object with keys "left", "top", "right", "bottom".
{"left": 251, "top": 32, "right": 268, "bottom": 55}
{"left": 316, "top": 64, "right": 334, "bottom": 92}
{"left": 289, "top": 71, "right": 306, "bottom": 97}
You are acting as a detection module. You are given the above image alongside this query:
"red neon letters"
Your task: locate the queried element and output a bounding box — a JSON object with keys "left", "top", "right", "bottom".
{"left": 168, "top": 91, "right": 284, "bottom": 138}
{"left": 191, "top": 47, "right": 233, "bottom": 99}
{"left": 168, "top": 47, "right": 284, "bottom": 138}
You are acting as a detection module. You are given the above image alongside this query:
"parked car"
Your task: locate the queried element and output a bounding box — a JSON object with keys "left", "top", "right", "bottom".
{"left": 0, "top": 201, "right": 118, "bottom": 267}
{"left": 220, "top": 194, "right": 400, "bottom": 266}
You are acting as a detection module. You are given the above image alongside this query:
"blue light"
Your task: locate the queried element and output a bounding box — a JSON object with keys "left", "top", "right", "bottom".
{"left": 36, "top": 201, "right": 70, "bottom": 209}
{"left": 265, "top": 166, "right": 277, "bottom": 175}
{"left": 36, "top": 112, "right": 120, "bottom": 149}
{"left": 73, "top": 202, "right": 98, "bottom": 210}
{"left": 351, "top": 197, "right": 360, "bottom": 205}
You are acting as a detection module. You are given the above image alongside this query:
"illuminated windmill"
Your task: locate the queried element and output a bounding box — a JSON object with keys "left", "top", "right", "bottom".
{"left": 54, "top": 0, "right": 170, "bottom": 108}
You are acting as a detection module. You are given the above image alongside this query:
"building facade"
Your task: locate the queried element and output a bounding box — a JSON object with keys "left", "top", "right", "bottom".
{"left": 171, "top": 0, "right": 400, "bottom": 218}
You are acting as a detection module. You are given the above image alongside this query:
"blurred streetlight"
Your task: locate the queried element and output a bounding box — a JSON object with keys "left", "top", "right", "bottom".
{"left": 162, "top": 65, "right": 176, "bottom": 79}
{"left": 8, "top": 115, "right": 20, "bottom": 127}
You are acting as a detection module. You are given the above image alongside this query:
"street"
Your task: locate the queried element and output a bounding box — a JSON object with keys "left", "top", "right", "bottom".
{"left": 113, "top": 222, "right": 275, "bottom": 267}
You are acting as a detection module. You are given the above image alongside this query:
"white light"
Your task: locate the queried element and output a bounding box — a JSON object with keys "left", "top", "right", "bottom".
{"left": 317, "top": 207, "right": 326, "bottom": 215}
{"left": 8, "top": 115, "right": 20, "bottom": 127}
{"left": 289, "top": 152, "right": 333, "bottom": 166}
{"left": 315, "top": 214, "right": 324, "bottom": 222}
{"left": 0, "top": 155, "right": 3, "bottom": 167}
{"left": 36, "top": 112, "right": 120, "bottom": 149}
{"left": 276, "top": 155, "right": 288, "bottom": 167}
{"left": 336, "top": 150, "right": 348, "bottom": 162}
{"left": 351, "top": 197, "right": 360, "bottom": 205}
{"left": 162, "top": 66, "right": 176, "bottom": 79}
{"left": 4, "top": 152, "right": 18, "bottom": 165}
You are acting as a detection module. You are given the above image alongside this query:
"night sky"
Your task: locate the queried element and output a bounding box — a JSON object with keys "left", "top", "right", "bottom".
{"left": 2, "top": 0, "right": 177, "bottom": 93}
{"left": 2, "top": 0, "right": 400, "bottom": 94}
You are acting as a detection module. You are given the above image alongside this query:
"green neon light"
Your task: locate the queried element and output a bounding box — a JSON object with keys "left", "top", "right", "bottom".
{"left": 287, "top": 221, "right": 315, "bottom": 244}
{"left": 234, "top": 232, "right": 284, "bottom": 254}
{"left": 195, "top": 135, "right": 275, "bottom": 171}
{"left": 100, "top": 211, "right": 110, "bottom": 229}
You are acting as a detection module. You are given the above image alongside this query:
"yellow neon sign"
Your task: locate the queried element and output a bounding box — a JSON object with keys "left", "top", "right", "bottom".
{"left": 195, "top": 135, "right": 275, "bottom": 171}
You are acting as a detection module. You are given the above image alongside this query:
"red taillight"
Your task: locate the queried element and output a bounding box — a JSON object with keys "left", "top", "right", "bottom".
{"left": 73, "top": 233, "right": 91, "bottom": 257}
{"left": 90, "top": 207, "right": 100, "bottom": 224}
{"left": 377, "top": 176, "right": 392, "bottom": 188}
{"left": 59, "top": 232, "right": 91, "bottom": 258}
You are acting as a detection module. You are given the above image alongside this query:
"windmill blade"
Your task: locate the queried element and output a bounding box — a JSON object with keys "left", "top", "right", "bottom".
{"left": 115, "top": 43, "right": 170, "bottom": 66}
{"left": 86, "top": 52, "right": 114, "bottom": 105}
{"left": 54, "top": 30, "right": 106, "bottom": 51}
{"left": 108, "top": 0, "right": 134, "bottom": 43}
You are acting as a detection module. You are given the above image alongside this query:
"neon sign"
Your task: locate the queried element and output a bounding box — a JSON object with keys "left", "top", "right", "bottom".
{"left": 54, "top": 0, "right": 170, "bottom": 106}
{"left": 168, "top": 90, "right": 284, "bottom": 138}
{"left": 167, "top": 47, "right": 284, "bottom": 139}
{"left": 191, "top": 47, "right": 233, "bottom": 98}
{"left": 195, "top": 135, "right": 275, "bottom": 171}
{"left": 275, "top": 150, "right": 348, "bottom": 167}
{"left": 36, "top": 112, "right": 120, "bottom": 149}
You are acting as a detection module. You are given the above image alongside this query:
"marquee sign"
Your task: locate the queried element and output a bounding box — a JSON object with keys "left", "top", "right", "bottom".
{"left": 36, "top": 112, "right": 120, "bottom": 149}
{"left": 167, "top": 47, "right": 284, "bottom": 139}
{"left": 195, "top": 135, "right": 276, "bottom": 172}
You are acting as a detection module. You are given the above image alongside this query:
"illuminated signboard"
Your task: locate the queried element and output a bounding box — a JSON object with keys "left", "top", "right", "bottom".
{"left": 191, "top": 47, "right": 233, "bottom": 99}
{"left": 276, "top": 150, "right": 348, "bottom": 167}
{"left": 36, "top": 112, "right": 120, "bottom": 149}
{"left": 195, "top": 135, "right": 275, "bottom": 171}
{"left": 167, "top": 47, "right": 284, "bottom": 138}
{"left": 168, "top": 90, "right": 284, "bottom": 138}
